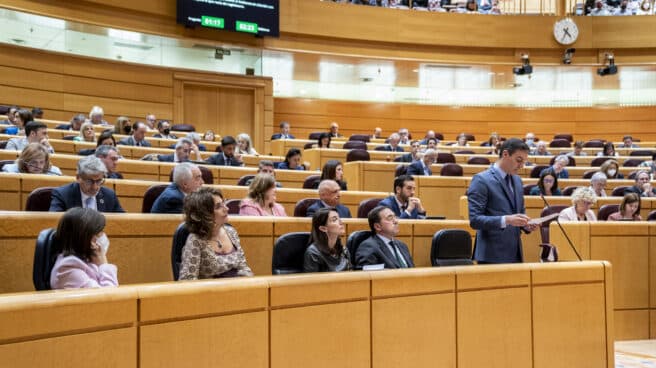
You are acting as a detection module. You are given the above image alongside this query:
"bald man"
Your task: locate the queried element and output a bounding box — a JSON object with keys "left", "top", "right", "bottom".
{"left": 306, "top": 180, "right": 352, "bottom": 218}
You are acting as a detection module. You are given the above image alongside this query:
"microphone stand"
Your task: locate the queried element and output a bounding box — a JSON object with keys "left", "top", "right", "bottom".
{"left": 539, "top": 194, "right": 583, "bottom": 261}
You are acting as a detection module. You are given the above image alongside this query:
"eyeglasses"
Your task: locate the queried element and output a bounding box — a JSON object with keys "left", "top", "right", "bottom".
{"left": 81, "top": 177, "right": 105, "bottom": 186}
{"left": 26, "top": 160, "right": 46, "bottom": 169}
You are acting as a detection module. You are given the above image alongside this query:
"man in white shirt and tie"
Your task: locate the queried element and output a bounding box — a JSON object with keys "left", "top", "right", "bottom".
{"left": 271, "top": 121, "right": 295, "bottom": 140}
{"left": 355, "top": 206, "right": 414, "bottom": 269}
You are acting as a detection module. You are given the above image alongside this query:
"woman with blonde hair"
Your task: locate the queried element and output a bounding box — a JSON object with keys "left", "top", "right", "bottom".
{"left": 239, "top": 174, "right": 287, "bottom": 216}
{"left": 114, "top": 116, "right": 131, "bottom": 135}
{"left": 236, "top": 133, "right": 259, "bottom": 155}
{"left": 599, "top": 159, "right": 624, "bottom": 179}
{"left": 74, "top": 121, "right": 96, "bottom": 142}
{"left": 558, "top": 187, "right": 597, "bottom": 222}
{"left": 608, "top": 193, "right": 642, "bottom": 221}
{"left": 2, "top": 143, "right": 62, "bottom": 175}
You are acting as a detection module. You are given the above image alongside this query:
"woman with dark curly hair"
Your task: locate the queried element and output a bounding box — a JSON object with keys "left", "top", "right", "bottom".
{"left": 179, "top": 187, "right": 253, "bottom": 279}
{"left": 278, "top": 148, "right": 306, "bottom": 170}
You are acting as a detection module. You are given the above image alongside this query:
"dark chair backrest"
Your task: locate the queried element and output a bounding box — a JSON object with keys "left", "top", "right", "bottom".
{"left": 549, "top": 139, "right": 571, "bottom": 148}
{"left": 540, "top": 205, "right": 568, "bottom": 243}
{"left": 0, "top": 159, "right": 14, "bottom": 171}
{"left": 430, "top": 229, "right": 474, "bottom": 266}
{"left": 293, "top": 198, "right": 319, "bottom": 217}
{"left": 436, "top": 152, "right": 456, "bottom": 164}
{"left": 343, "top": 141, "right": 367, "bottom": 150}
{"left": 590, "top": 157, "right": 611, "bottom": 167}
{"left": 395, "top": 164, "right": 408, "bottom": 177}
{"left": 357, "top": 198, "right": 383, "bottom": 218}
{"left": 171, "top": 124, "right": 195, "bottom": 132}
{"left": 529, "top": 165, "right": 550, "bottom": 178}
{"left": 272, "top": 232, "right": 311, "bottom": 274}
{"left": 142, "top": 184, "right": 168, "bottom": 213}
{"left": 346, "top": 149, "right": 370, "bottom": 162}
{"left": 62, "top": 135, "right": 77, "bottom": 141}
{"left": 171, "top": 223, "right": 190, "bottom": 280}
{"left": 583, "top": 140, "right": 605, "bottom": 148}
{"left": 467, "top": 156, "right": 490, "bottom": 165}
{"left": 523, "top": 184, "right": 538, "bottom": 195}
{"left": 561, "top": 186, "right": 581, "bottom": 196}
{"left": 627, "top": 170, "right": 638, "bottom": 180}
{"left": 237, "top": 175, "right": 255, "bottom": 186}
{"left": 78, "top": 148, "right": 96, "bottom": 156}
{"left": 25, "top": 187, "right": 54, "bottom": 211}
{"left": 553, "top": 134, "right": 573, "bottom": 142}
{"left": 169, "top": 165, "right": 213, "bottom": 185}
{"left": 597, "top": 204, "right": 619, "bottom": 221}
{"left": 308, "top": 132, "right": 323, "bottom": 140}
{"left": 453, "top": 150, "right": 475, "bottom": 155}
{"left": 302, "top": 175, "right": 321, "bottom": 189}
{"left": 374, "top": 145, "right": 388, "bottom": 151}
{"left": 225, "top": 199, "right": 241, "bottom": 215}
{"left": 33, "top": 228, "right": 60, "bottom": 290}
{"left": 582, "top": 170, "right": 598, "bottom": 179}
{"left": 349, "top": 134, "right": 370, "bottom": 143}
{"left": 623, "top": 159, "right": 644, "bottom": 167}
{"left": 611, "top": 186, "right": 630, "bottom": 197}
{"left": 0, "top": 141, "right": 7, "bottom": 149}
{"left": 346, "top": 230, "right": 371, "bottom": 268}
{"left": 647, "top": 210, "right": 656, "bottom": 221}
{"left": 549, "top": 155, "right": 575, "bottom": 166}
{"left": 440, "top": 163, "right": 463, "bottom": 177}
{"left": 303, "top": 142, "right": 315, "bottom": 150}
{"left": 630, "top": 150, "right": 654, "bottom": 157}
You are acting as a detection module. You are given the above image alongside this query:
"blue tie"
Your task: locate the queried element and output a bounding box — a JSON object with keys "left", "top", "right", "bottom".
{"left": 505, "top": 175, "right": 516, "bottom": 208}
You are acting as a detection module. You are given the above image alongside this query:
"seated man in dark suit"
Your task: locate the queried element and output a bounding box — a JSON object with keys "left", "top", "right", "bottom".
{"left": 271, "top": 121, "right": 295, "bottom": 140}
{"left": 152, "top": 120, "right": 177, "bottom": 140}
{"left": 380, "top": 133, "right": 404, "bottom": 152}
{"left": 55, "top": 113, "right": 85, "bottom": 131}
{"left": 95, "top": 145, "right": 123, "bottom": 179}
{"left": 396, "top": 140, "right": 421, "bottom": 163}
{"left": 155, "top": 137, "right": 201, "bottom": 163}
{"left": 205, "top": 136, "right": 244, "bottom": 166}
{"left": 355, "top": 205, "right": 414, "bottom": 269}
{"left": 151, "top": 163, "right": 204, "bottom": 214}
{"left": 624, "top": 170, "right": 656, "bottom": 197}
{"left": 49, "top": 156, "right": 125, "bottom": 212}
{"left": 118, "top": 122, "right": 151, "bottom": 147}
{"left": 379, "top": 175, "right": 426, "bottom": 219}
{"left": 329, "top": 121, "right": 343, "bottom": 138}
{"left": 1, "top": 106, "right": 18, "bottom": 125}
{"left": 406, "top": 149, "right": 437, "bottom": 176}
{"left": 306, "top": 180, "right": 352, "bottom": 218}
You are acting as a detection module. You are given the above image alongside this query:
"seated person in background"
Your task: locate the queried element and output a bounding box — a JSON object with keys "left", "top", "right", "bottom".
{"left": 12, "top": 109, "right": 33, "bottom": 134}
{"left": 600, "top": 159, "right": 624, "bottom": 179}
{"left": 50, "top": 208, "right": 118, "bottom": 289}
{"left": 31, "top": 107, "right": 43, "bottom": 119}
{"left": 307, "top": 180, "right": 352, "bottom": 218}
{"left": 151, "top": 163, "right": 204, "bottom": 214}
{"left": 145, "top": 113, "right": 157, "bottom": 130}
{"left": 49, "top": 156, "right": 125, "bottom": 212}
{"left": 397, "top": 140, "right": 421, "bottom": 163}
{"left": 179, "top": 187, "right": 253, "bottom": 280}
{"left": 155, "top": 137, "right": 200, "bottom": 163}
{"left": 398, "top": 128, "right": 410, "bottom": 145}
{"left": 95, "top": 145, "right": 123, "bottom": 179}
{"left": 423, "top": 137, "right": 438, "bottom": 152}
{"left": 239, "top": 174, "right": 287, "bottom": 216}
{"left": 465, "top": 0, "right": 479, "bottom": 12}
{"left": 153, "top": 120, "right": 177, "bottom": 139}
{"left": 531, "top": 141, "right": 550, "bottom": 156}
{"left": 624, "top": 170, "right": 656, "bottom": 197}
{"left": 379, "top": 175, "right": 426, "bottom": 219}
{"left": 406, "top": 149, "right": 437, "bottom": 176}
{"left": 529, "top": 171, "right": 561, "bottom": 196}
{"left": 6, "top": 121, "right": 54, "bottom": 153}
{"left": 482, "top": 132, "right": 499, "bottom": 147}
{"left": 2, "top": 143, "right": 62, "bottom": 175}
{"left": 590, "top": 172, "right": 608, "bottom": 197}
{"left": 303, "top": 207, "right": 352, "bottom": 273}
{"left": 567, "top": 141, "right": 587, "bottom": 156}
{"left": 329, "top": 121, "right": 343, "bottom": 138}
{"left": 118, "top": 122, "right": 151, "bottom": 147}
{"left": 203, "top": 130, "right": 216, "bottom": 142}
{"left": 540, "top": 155, "right": 570, "bottom": 179}
{"left": 525, "top": 132, "right": 537, "bottom": 147}
{"left": 89, "top": 106, "right": 109, "bottom": 126}
{"left": 187, "top": 132, "right": 207, "bottom": 151}
{"left": 372, "top": 127, "right": 382, "bottom": 139}
{"left": 608, "top": 193, "right": 642, "bottom": 221}
{"left": 317, "top": 132, "right": 332, "bottom": 149}
{"left": 97, "top": 131, "right": 116, "bottom": 147}
{"left": 114, "top": 116, "right": 132, "bottom": 135}
{"left": 271, "top": 121, "right": 294, "bottom": 140}
{"left": 315, "top": 159, "right": 347, "bottom": 190}
{"left": 381, "top": 133, "right": 404, "bottom": 152}
{"left": 638, "top": 152, "right": 656, "bottom": 174}
{"left": 597, "top": 142, "right": 618, "bottom": 157}
{"left": 245, "top": 160, "right": 282, "bottom": 187}
{"left": 205, "top": 136, "right": 243, "bottom": 166}
{"left": 589, "top": 0, "right": 611, "bottom": 15}
{"left": 558, "top": 187, "right": 597, "bottom": 222}
{"left": 456, "top": 133, "right": 470, "bottom": 147}
{"left": 619, "top": 135, "right": 638, "bottom": 148}
{"left": 355, "top": 206, "right": 414, "bottom": 269}
{"left": 55, "top": 113, "right": 84, "bottom": 131}
{"left": 419, "top": 130, "right": 437, "bottom": 145}
{"left": 278, "top": 148, "right": 307, "bottom": 170}
{"left": 236, "top": 133, "right": 259, "bottom": 155}
{"left": 1, "top": 105, "right": 18, "bottom": 125}
{"left": 73, "top": 121, "right": 96, "bottom": 142}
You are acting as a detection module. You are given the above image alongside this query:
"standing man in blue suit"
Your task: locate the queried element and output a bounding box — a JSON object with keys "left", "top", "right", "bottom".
{"left": 306, "top": 180, "right": 352, "bottom": 218}
{"left": 379, "top": 175, "right": 426, "bottom": 219}
{"left": 467, "top": 138, "right": 538, "bottom": 263}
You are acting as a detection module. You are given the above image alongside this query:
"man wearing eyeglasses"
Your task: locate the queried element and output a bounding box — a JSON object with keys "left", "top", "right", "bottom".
{"left": 355, "top": 205, "right": 414, "bottom": 270}
{"left": 95, "top": 145, "right": 123, "bottom": 179}
{"left": 156, "top": 138, "right": 201, "bottom": 163}
{"left": 49, "top": 156, "right": 124, "bottom": 212}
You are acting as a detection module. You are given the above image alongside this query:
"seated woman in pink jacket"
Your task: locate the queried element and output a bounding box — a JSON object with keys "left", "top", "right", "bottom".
{"left": 50, "top": 208, "right": 118, "bottom": 289}
{"left": 239, "top": 174, "right": 287, "bottom": 216}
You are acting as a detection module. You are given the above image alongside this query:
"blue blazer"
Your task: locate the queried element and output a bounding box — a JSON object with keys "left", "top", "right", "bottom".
{"left": 277, "top": 162, "right": 305, "bottom": 170}
{"left": 157, "top": 153, "right": 175, "bottom": 162}
{"left": 205, "top": 153, "right": 243, "bottom": 166}
{"left": 406, "top": 160, "right": 431, "bottom": 176}
{"left": 379, "top": 195, "right": 425, "bottom": 219}
{"left": 380, "top": 145, "right": 404, "bottom": 152}
{"left": 49, "top": 183, "right": 124, "bottom": 213}
{"left": 395, "top": 153, "right": 414, "bottom": 163}
{"left": 467, "top": 168, "right": 525, "bottom": 263}
{"left": 271, "top": 133, "right": 295, "bottom": 140}
{"left": 151, "top": 183, "right": 185, "bottom": 214}
{"left": 306, "top": 201, "right": 352, "bottom": 219}
{"left": 355, "top": 234, "right": 414, "bottom": 269}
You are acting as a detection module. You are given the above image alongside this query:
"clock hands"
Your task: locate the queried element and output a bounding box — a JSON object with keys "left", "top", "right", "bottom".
{"left": 561, "top": 27, "right": 572, "bottom": 42}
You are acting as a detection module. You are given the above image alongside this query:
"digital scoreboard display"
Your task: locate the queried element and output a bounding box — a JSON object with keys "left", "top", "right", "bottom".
{"left": 177, "top": 0, "right": 279, "bottom": 37}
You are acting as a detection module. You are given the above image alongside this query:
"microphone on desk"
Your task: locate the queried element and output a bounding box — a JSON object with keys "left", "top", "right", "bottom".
{"left": 539, "top": 193, "right": 582, "bottom": 261}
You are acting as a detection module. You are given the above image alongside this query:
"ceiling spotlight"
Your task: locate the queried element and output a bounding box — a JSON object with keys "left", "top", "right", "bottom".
{"left": 597, "top": 53, "right": 617, "bottom": 76}
{"left": 562, "top": 48, "right": 575, "bottom": 65}
{"left": 513, "top": 54, "right": 532, "bottom": 76}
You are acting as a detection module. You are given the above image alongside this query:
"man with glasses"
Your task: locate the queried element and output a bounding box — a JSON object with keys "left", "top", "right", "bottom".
{"left": 624, "top": 170, "right": 656, "bottom": 197}
{"left": 95, "top": 145, "right": 123, "bottom": 179}
{"left": 380, "top": 133, "right": 404, "bottom": 152}
{"left": 396, "top": 140, "right": 421, "bottom": 163}
{"left": 306, "top": 180, "right": 352, "bottom": 218}
{"left": 49, "top": 156, "right": 124, "bottom": 212}
{"left": 145, "top": 113, "right": 157, "bottom": 130}
{"left": 355, "top": 205, "right": 414, "bottom": 269}
{"left": 156, "top": 138, "right": 200, "bottom": 163}
{"left": 406, "top": 149, "right": 437, "bottom": 176}
{"left": 398, "top": 128, "right": 410, "bottom": 145}
{"left": 151, "top": 163, "right": 204, "bottom": 214}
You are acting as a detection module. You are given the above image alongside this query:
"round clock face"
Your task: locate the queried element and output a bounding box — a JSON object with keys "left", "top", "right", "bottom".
{"left": 554, "top": 19, "right": 579, "bottom": 45}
